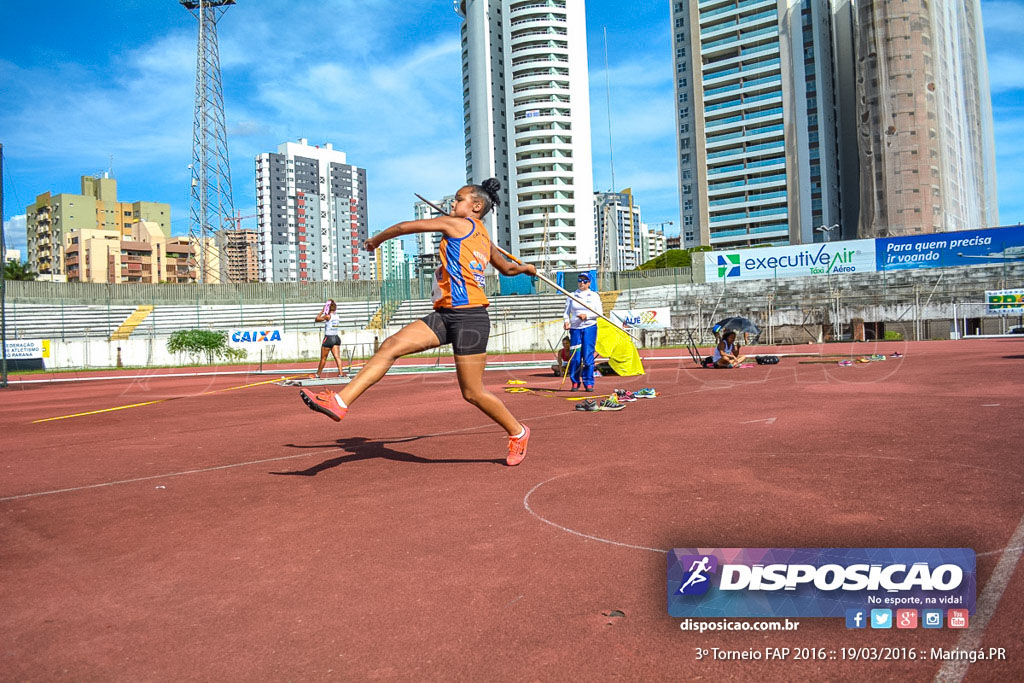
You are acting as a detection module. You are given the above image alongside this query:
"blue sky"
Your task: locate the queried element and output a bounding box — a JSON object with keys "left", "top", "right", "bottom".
{"left": 2, "top": 0, "right": 1023, "bottom": 261}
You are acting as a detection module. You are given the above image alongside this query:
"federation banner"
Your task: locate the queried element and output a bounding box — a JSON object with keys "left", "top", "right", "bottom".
{"left": 668, "top": 548, "right": 975, "bottom": 618}
{"left": 3, "top": 339, "right": 50, "bottom": 359}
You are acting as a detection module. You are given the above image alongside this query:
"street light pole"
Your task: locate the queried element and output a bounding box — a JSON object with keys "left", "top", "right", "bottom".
{"left": 816, "top": 223, "right": 840, "bottom": 243}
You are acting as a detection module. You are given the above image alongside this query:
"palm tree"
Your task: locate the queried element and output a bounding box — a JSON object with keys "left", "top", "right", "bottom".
{"left": 3, "top": 259, "right": 37, "bottom": 281}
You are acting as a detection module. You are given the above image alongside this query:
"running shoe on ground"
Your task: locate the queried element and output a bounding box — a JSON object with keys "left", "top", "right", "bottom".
{"left": 634, "top": 388, "right": 657, "bottom": 399}
{"left": 507, "top": 425, "right": 531, "bottom": 466}
{"left": 584, "top": 385, "right": 594, "bottom": 392}
{"left": 614, "top": 389, "right": 638, "bottom": 402}
{"left": 300, "top": 389, "right": 348, "bottom": 421}
{"left": 837, "top": 360, "right": 854, "bottom": 366}
{"left": 571, "top": 382, "right": 580, "bottom": 391}
{"left": 599, "top": 397, "right": 625, "bottom": 411}
{"left": 574, "top": 399, "right": 599, "bottom": 412}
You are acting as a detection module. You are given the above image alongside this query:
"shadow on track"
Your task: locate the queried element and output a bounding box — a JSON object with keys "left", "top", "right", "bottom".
{"left": 269, "top": 435, "right": 504, "bottom": 476}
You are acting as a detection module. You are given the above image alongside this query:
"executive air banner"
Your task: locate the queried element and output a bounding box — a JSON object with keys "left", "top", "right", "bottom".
{"left": 704, "top": 240, "right": 877, "bottom": 281}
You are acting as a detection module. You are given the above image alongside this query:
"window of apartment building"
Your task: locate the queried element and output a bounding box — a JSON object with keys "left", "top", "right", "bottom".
{"left": 684, "top": 200, "right": 693, "bottom": 211}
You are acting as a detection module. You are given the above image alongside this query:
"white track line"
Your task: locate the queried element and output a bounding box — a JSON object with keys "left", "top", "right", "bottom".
{"left": 8, "top": 361, "right": 554, "bottom": 386}
{"left": 934, "top": 513, "right": 1024, "bottom": 682}
{"left": 523, "top": 470, "right": 666, "bottom": 554}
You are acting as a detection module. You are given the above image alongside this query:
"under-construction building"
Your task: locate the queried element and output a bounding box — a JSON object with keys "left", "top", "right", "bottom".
{"left": 855, "top": 0, "right": 998, "bottom": 237}
{"left": 215, "top": 229, "right": 259, "bottom": 283}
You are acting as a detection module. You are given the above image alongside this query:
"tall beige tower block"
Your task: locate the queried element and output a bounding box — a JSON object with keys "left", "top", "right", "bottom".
{"left": 855, "top": 0, "right": 998, "bottom": 237}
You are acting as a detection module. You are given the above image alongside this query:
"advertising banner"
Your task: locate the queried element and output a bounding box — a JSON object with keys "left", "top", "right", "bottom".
{"left": 876, "top": 226, "right": 1024, "bottom": 271}
{"left": 608, "top": 307, "right": 671, "bottom": 329}
{"left": 3, "top": 339, "right": 50, "bottom": 359}
{"left": 668, "top": 547, "right": 976, "bottom": 619}
{"left": 985, "top": 289, "right": 1024, "bottom": 316}
{"left": 704, "top": 240, "right": 876, "bottom": 282}
{"left": 229, "top": 329, "right": 284, "bottom": 345}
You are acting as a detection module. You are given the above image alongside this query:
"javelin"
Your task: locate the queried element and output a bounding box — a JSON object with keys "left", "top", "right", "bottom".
{"left": 415, "top": 193, "right": 639, "bottom": 343}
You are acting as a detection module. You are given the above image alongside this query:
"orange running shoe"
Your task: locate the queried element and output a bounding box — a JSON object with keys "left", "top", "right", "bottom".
{"left": 299, "top": 389, "right": 348, "bottom": 422}
{"left": 507, "top": 425, "right": 531, "bottom": 466}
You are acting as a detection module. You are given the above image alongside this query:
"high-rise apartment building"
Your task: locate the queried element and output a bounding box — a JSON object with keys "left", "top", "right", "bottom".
{"left": 413, "top": 195, "right": 453, "bottom": 272}
{"left": 374, "top": 239, "right": 407, "bottom": 281}
{"left": 457, "top": 0, "right": 596, "bottom": 268}
{"left": 640, "top": 226, "right": 667, "bottom": 265}
{"left": 671, "top": 0, "right": 852, "bottom": 249}
{"left": 26, "top": 174, "right": 171, "bottom": 280}
{"left": 855, "top": 0, "right": 998, "bottom": 236}
{"left": 255, "top": 139, "right": 368, "bottom": 282}
{"left": 594, "top": 189, "right": 644, "bottom": 271}
{"left": 216, "top": 229, "right": 260, "bottom": 283}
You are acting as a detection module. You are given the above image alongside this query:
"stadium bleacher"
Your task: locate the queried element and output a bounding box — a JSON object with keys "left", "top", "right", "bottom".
{"left": 1, "top": 293, "right": 569, "bottom": 341}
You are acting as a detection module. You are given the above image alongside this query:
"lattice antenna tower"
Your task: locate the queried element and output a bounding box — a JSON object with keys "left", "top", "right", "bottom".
{"left": 182, "top": 0, "right": 236, "bottom": 284}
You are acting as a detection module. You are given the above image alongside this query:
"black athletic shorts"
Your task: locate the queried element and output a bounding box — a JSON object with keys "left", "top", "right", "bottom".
{"left": 422, "top": 306, "right": 490, "bottom": 356}
{"left": 322, "top": 335, "right": 341, "bottom": 349}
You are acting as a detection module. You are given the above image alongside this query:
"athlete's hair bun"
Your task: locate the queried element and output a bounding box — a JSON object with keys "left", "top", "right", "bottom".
{"left": 481, "top": 178, "right": 502, "bottom": 208}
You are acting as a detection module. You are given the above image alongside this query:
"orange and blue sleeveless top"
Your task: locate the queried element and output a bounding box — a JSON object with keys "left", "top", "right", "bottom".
{"left": 432, "top": 217, "right": 491, "bottom": 309}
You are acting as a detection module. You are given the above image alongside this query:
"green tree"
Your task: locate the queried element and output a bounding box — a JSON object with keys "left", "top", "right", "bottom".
{"left": 4, "top": 260, "right": 37, "bottom": 281}
{"left": 638, "top": 246, "right": 712, "bottom": 270}
{"left": 167, "top": 329, "right": 246, "bottom": 364}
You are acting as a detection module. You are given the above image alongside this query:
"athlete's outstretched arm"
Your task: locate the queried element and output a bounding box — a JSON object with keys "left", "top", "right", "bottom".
{"left": 489, "top": 245, "right": 537, "bottom": 277}
{"left": 364, "top": 216, "right": 469, "bottom": 251}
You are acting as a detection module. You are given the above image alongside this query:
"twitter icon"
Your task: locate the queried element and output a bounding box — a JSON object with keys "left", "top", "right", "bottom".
{"left": 870, "top": 609, "right": 893, "bottom": 629}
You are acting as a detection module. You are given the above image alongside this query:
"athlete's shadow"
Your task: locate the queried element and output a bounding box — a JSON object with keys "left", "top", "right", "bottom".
{"left": 270, "top": 435, "right": 504, "bottom": 476}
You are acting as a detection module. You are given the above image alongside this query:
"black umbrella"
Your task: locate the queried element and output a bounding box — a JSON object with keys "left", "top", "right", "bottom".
{"left": 714, "top": 316, "right": 760, "bottom": 335}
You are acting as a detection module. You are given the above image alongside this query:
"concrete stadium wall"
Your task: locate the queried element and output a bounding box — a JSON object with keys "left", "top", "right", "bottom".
{"left": 37, "top": 320, "right": 561, "bottom": 370}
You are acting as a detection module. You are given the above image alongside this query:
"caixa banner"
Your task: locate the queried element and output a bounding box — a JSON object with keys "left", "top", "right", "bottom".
{"left": 229, "top": 329, "right": 283, "bottom": 344}
{"left": 667, "top": 548, "right": 975, "bottom": 618}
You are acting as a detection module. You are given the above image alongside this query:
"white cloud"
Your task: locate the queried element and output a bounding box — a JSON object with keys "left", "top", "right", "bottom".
{"left": 981, "top": 0, "right": 1024, "bottom": 39}
{"left": 3, "top": 215, "right": 28, "bottom": 258}
{"left": 987, "top": 54, "right": 1024, "bottom": 93}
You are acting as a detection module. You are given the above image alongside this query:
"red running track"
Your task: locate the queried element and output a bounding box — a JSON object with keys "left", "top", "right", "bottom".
{"left": 1, "top": 338, "right": 1022, "bottom": 681}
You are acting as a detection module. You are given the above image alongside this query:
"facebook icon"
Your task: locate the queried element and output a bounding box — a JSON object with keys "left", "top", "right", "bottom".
{"left": 846, "top": 609, "right": 867, "bottom": 629}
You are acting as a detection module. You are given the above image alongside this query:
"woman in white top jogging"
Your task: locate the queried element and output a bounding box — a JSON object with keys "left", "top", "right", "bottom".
{"left": 312, "top": 300, "right": 344, "bottom": 379}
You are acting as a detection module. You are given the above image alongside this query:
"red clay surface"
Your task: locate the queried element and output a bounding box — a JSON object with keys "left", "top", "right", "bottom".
{"left": 2, "top": 338, "right": 1023, "bottom": 681}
